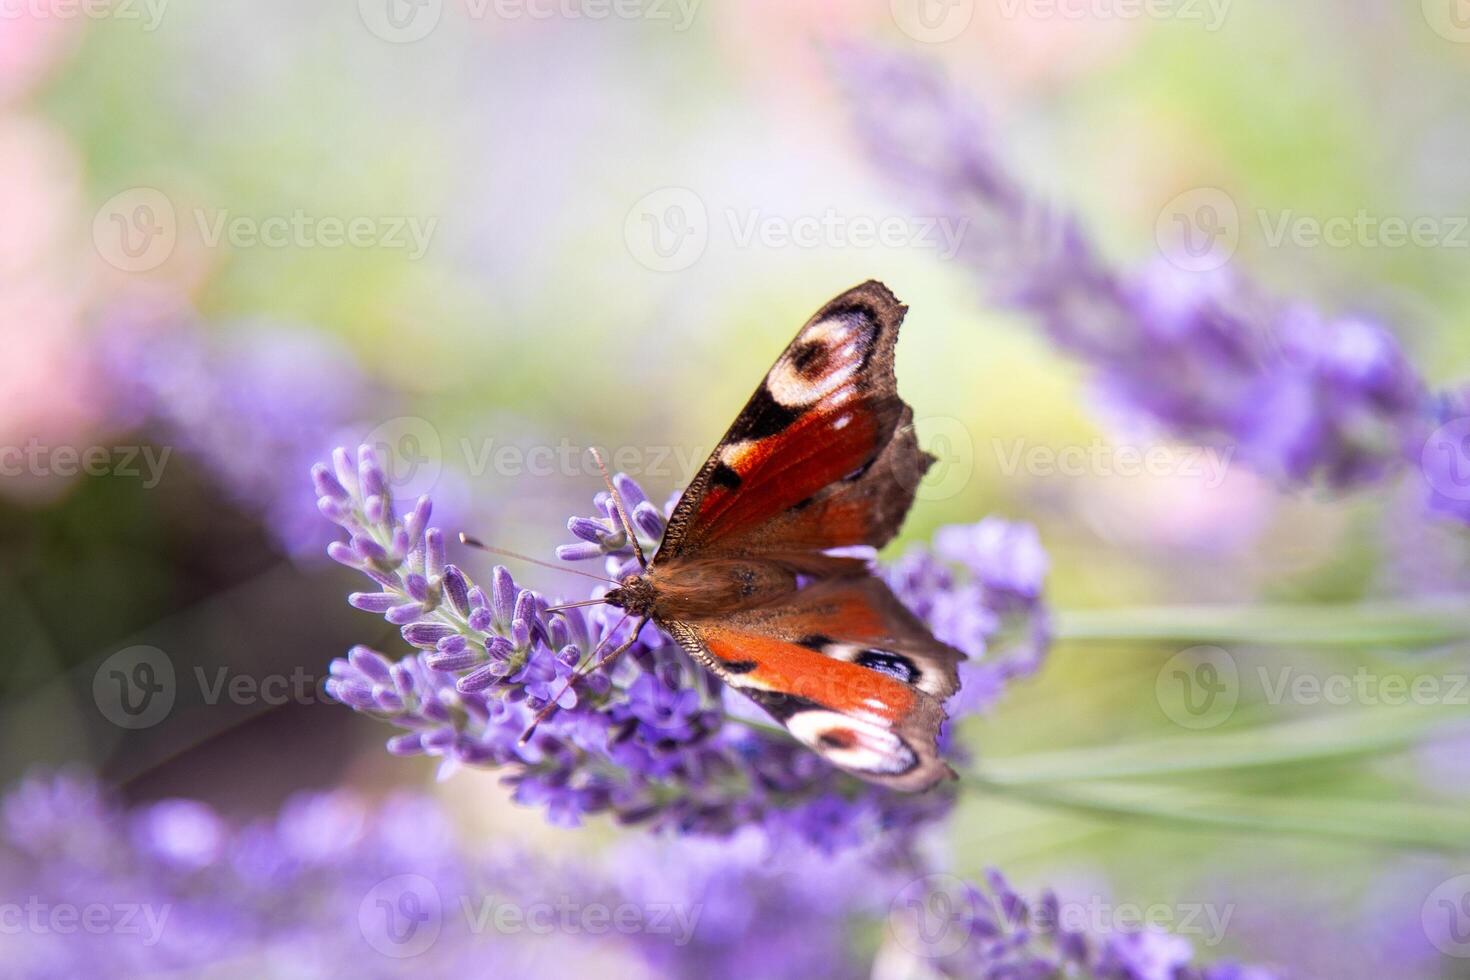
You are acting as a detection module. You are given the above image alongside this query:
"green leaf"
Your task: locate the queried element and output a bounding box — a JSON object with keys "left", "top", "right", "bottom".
{"left": 1055, "top": 601, "right": 1470, "bottom": 649}
{"left": 966, "top": 778, "right": 1470, "bottom": 852}
{"left": 974, "top": 705, "right": 1460, "bottom": 785}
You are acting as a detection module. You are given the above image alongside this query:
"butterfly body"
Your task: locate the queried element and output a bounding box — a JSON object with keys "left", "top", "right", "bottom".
{"left": 597, "top": 281, "right": 965, "bottom": 792}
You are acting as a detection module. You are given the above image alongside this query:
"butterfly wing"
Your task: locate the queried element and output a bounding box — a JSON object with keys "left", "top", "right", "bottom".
{"left": 657, "top": 280, "right": 934, "bottom": 561}
{"left": 661, "top": 578, "right": 964, "bottom": 791}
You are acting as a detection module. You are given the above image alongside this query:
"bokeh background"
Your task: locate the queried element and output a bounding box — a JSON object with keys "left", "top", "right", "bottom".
{"left": 5, "top": 1, "right": 1470, "bottom": 977}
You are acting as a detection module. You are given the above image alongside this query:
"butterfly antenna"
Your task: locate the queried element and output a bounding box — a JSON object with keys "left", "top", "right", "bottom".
{"left": 457, "top": 534, "right": 618, "bottom": 585}
{"left": 590, "top": 447, "right": 648, "bottom": 570}
{"left": 542, "top": 598, "right": 609, "bottom": 613}
{"left": 518, "top": 613, "right": 647, "bottom": 745}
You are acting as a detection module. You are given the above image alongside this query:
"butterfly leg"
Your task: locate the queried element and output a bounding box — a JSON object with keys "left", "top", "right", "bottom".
{"left": 518, "top": 615, "right": 649, "bottom": 745}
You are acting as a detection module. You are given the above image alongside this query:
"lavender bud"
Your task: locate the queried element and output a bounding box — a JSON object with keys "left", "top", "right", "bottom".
{"left": 442, "top": 565, "right": 470, "bottom": 615}
{"left": 312, "top": 462, "right": 350, "bottom": 501}
{"left": 349, "top": 592, "right": 403, "bottom": 614}
{"left": 332, "top": 447, "right": 357, "bottom": 498}
{"left": 327, "top": 542, "right": 362, "bottom": 568}
{"left": 492, "top": 566, "right": 516, "bottom": 626}
{"left": 568, "top": 517, "right": 611, "bottom": 543}
{"left": 436, "top": 634, "right": 467, "bottom": 655}
{"left": 613, "top": 473, "right": 648, "bottom": 511}
{"left": 357, "top": 444, "right": 387, "bottom": 500}
{"left": 467, "top": 585, "right": 488, "bottom": 610}
{"left": 386, "top": 733, "right": 425, "bottom": 756}
{"left": 511, "top": 618, "right": 532, "bottom": 649}
{"left": 317, "top": 495, "right": 350, "bottom": 524}
{"left": 385, "top": 603, "right": 425, "bottom": 625}
{"left": 404, "top": 495, "right": 432, "bottom": 545}
{"left": 632, "top": 501, "right": 665, "bottom": 541}
{"left": 467, "top": 608, "right": 493, "bottom": 633}
{"left": 347, "top": 646, "right": 394, "bottom": 684}
{"left": 373, "top": 686, "right": 404, "bottom": 712}
{"left": 351, "top": 534, "right": 387, "bottom": 563}
{"left": 513, "top": 589, "right": 536, "bottom": 624}
{"left": 364, "top": 494, "right": 387, "bottom": 525}
{"left": 485, "top": 636, "right": 515, "bottom": 661}
{"left": 426, "top": 648, "right": 480, "bottom": 672}
{"left": 457, "top": 664, "right": 502, "bottom": 693}
{"left": 402, "top": 623, "right": 456, "bottom": 649}
{"left": 556, "top": 542, "right": 604, "bottom": 562}
{"left": 425, "top": 528, "right": 446, "bottom": 580}
{"left": 404, "top": 573, "right": 430, "bottom": 602}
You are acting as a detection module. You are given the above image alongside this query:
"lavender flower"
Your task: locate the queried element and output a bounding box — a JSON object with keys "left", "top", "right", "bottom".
{"left": 831, "top": 43, "right": 1448, "bottom": 501}
{"left": 97, "top": 308, "right": 375, "bottom": 558}
{"left": 0, "top": 772, "right": 1289, "bottom": 980}
{"left": 317, "top": 444, "right": 1053, "bottom": 849}
{"left": 895, "top": 869, "right": 1286, "bottom": 980}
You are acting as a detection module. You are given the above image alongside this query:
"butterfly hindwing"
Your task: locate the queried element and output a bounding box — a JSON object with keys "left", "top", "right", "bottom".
{"left": 658, "top": 280, "right": 934, "bottom": 561}
{"left": 659, "top": 578, "right": 963, "bottom": 791}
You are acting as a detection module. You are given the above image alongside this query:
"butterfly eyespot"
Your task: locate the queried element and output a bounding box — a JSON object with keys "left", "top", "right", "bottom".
{"left": 819, "top": 728, "right": 858, "bottom": 750}
{"left": 855, "top": 649, "right": 919, "bottom": 684}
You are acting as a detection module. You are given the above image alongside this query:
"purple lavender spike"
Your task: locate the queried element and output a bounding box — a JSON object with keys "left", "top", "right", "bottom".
{"left": 568, "top": 516, "right": 612, "bottom": 543}
{"left": 492, "top": 566, "right": 516, "bottom": 627}
{"left": 347, "top": 646, "right": 394, "bottom": 684}
{"left": 442, "top": 565, "right": 470, "bottom": 616}
{"left": 557, "top": 542, "right": 605, "bottom": 562}
{"left": 402, "top": 623, "right": 457, "bottom": 649}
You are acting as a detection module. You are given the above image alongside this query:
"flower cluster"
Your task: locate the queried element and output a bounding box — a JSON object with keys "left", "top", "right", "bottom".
{"left": 900, "top": 870, "right": 1281, "bottom": 980}
{"left": 831, "top": 43, "right": 1458, "bottom": 507}
{"left": 0, "top": 771, "right": 1287, "bottom": 980}
{"left": 96, "top": 308, "right": 375, "bottom": 558}
{"left": 317, "top": 444, "right": 1045, "bottom": 848}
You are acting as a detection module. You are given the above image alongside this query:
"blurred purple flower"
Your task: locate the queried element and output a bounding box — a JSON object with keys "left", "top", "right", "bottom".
{"left": 97, "top": 307, "right": 373, "bottom": 559}
{"left": 831, "top": 43, "right": 1455, "bottom": 505}
{"left": 316, "top": 443, "right": 1052, "bottom": 850}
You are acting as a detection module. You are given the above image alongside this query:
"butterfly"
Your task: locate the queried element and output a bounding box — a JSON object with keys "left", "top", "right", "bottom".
{"left": 534, "top": 281, "right": 964, "bottom": 791}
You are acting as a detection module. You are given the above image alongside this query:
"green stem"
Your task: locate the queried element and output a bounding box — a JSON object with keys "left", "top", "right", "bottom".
{"left": 974, "top": 705, "right": 1460, "bottom": 785}
{"left": 967, "top": 777, "right": 1470, "bottom": 852}
{"left": 1054, "top": 600, "right": 1470, "bottom": 648}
